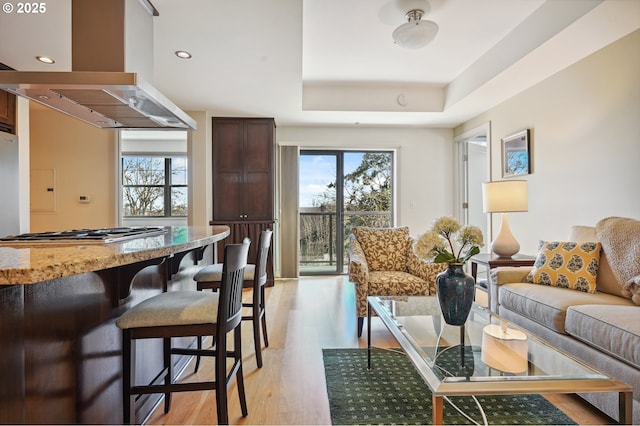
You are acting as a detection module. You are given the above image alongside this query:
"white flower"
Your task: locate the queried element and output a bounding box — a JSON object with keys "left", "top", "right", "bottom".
{"left": 415, "top": 217, "right": 484, "bottom": 264}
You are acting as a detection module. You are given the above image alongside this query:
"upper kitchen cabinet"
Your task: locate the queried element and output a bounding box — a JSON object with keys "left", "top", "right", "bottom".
{"left": 212, "top": 117, "right": 275, "bottom": 222}
{"left": 0, "top": 90, "right": 16, "bottom": 133}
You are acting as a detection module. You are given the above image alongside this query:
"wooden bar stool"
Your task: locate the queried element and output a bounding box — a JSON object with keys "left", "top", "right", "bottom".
{"left": 194, "top": 229, "right": 272, "bottom": 369}
{"left": 116, "top": 241, "right": 250, "bottom": 425}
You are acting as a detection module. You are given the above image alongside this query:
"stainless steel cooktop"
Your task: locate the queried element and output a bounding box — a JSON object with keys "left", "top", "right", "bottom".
{"left": 0, "top": 227, "right": 167, "bottom": 245}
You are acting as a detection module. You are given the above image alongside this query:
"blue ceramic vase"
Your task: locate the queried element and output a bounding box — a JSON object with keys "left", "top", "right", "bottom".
{"left": 436, "top": 263, "right": 475, "bottom": 326}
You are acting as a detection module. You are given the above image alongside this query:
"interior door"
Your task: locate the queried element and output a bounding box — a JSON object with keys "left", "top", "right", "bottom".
{"left": 457, "top": 124, "right": 490, "bottom": 244}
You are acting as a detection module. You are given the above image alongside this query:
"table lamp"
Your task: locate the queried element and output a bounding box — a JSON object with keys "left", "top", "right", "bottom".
{"left": 482, "top": 180, "right": 528, "bottom": 258}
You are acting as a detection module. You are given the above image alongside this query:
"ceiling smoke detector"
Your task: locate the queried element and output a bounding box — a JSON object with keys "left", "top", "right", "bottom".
{"left": 392, "top": 2, "right": 438, "bottom": 49}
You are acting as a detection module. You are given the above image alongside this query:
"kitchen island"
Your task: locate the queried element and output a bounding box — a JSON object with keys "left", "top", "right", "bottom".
{"left": 0, "top": 225, "right": 229, "bottom": 424}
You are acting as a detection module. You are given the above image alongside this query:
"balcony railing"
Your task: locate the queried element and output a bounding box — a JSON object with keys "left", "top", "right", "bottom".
{"left": 299, "top": 211, "right": 391, "bottom": 272}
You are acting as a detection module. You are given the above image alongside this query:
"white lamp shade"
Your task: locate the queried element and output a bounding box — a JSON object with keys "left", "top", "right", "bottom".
{"left": 392, "top": 19, "right": 439, "bottom": 49}
{"left": 482, "top": 180, "right": 528, "bottom": 213}
{"left": 481, "top": 324, "right": 528, "bottom": 374}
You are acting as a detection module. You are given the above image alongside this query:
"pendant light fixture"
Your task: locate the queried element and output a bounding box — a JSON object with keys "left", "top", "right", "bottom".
{"left": 392, "top": 2, "right": 439, "bottom": 49}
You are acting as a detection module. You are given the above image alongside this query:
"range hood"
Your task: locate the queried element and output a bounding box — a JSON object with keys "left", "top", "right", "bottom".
{"left": 0, "top": 70, "right": 196, "bottom": 129}
{"left": 0, "top": 0, "right": 196, "bottom": 130}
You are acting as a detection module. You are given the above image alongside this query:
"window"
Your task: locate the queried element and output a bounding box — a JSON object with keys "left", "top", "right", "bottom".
{"left": 122, "top": 156, "right": 188, "bottom": 217}
{"left": 119, "top": 130, "right": 188, "bottom": 225}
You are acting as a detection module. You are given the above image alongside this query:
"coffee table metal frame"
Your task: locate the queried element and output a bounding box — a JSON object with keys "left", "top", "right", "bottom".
{"left": 367, "top": 296, "right": 633, "bottom": 425}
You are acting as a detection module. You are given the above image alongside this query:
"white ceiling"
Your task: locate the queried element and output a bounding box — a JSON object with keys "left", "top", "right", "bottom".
{"left": 1, "top": 0, "right": 640, "bottom": 128}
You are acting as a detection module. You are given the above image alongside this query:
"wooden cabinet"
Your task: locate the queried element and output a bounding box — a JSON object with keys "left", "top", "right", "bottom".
{"left": 212, "top": 117, "right": 275, "bottom": 221}
{"left": 0, "top": 90, "right": 16, "bottom": 133}
{"left": 211, "top": 117, "right": 276, "bottom": 284}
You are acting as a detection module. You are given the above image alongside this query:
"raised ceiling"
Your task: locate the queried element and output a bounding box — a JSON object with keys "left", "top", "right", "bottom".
{"left": 1, "top": 0, "right": 639, "bottom": 127}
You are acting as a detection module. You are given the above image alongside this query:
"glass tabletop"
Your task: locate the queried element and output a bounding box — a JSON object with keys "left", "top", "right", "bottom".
{"left": 368, "top": 296, "right": 608, "bottom": 384}
{"left": 367, "top": 296, "right": 633, "bottom": 425}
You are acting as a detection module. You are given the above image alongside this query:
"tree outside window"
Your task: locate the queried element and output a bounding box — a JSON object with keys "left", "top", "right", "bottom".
{"left": 122, "top": 156, "right": 187, "bottom": 217}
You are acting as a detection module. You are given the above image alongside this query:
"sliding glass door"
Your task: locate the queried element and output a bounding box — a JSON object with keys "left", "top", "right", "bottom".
{"left": 299, "top": 150, "right": 393, "bottom": 275}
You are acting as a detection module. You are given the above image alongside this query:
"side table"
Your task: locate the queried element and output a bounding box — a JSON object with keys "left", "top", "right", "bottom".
{"left": 470, "top": 253, "right": 536, "bottom": 309}
{"left": 470, "top": 253, "right": 537, "bottom": 281}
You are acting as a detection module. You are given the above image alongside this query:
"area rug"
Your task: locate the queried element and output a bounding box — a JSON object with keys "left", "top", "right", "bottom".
{"left": 323, "top": 348, "right": 576, "bottom": 425}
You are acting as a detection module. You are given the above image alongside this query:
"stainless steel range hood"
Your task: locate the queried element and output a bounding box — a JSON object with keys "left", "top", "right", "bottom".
{"left": 0, "top": 71, "right": 196, "bottom": 129}
{"left": 0, "top": 0, "right": 196, "bottom": 130}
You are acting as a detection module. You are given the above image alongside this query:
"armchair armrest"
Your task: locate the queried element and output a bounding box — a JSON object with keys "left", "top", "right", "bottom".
{"left": 348, "top": 235, "right": 369, "bottom": 286}
{"left": 406, "top": 249, "right": 447, "bottom": 295}
{"left": 488, "top": 266, "right": 533, "bottom": 313}
{"left": 348, "top": 235, "right": 372, "bottom": 320}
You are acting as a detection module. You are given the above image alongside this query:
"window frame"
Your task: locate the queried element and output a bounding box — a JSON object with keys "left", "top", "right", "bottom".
{"left": 121, "top": 154, "right": 188, "bottom": 218}
{"left": 298, "top": 149, "right": 395, "bottom": 275}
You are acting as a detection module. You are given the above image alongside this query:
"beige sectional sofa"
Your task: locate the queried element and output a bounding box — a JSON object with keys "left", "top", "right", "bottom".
{"left": 489, "top": 217, "right": 640, "bottom": 423}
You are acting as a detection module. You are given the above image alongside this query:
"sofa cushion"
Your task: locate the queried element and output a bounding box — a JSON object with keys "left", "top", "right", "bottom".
{"left": 353, "top": 227, "right": 410, "bottom": 272}
{"left": 524, "top": 240, "right": 601, "bottom": 293}
{"left": 566, "top": 305, "right": 640, "bottom": 368}
{"left": 570, "top": 225, "right": 629, "bottom": 297}
{"left": 498, "top": 283, "right": 633, "bottom": 334}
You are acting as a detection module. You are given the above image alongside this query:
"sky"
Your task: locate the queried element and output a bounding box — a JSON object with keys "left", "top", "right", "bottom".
{"left": 298, "top": 153, "right": 363, "bottom": 208}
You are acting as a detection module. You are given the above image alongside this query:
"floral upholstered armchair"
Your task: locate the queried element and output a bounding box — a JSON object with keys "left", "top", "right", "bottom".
{"left": 348, "top": 226, "right": 447, "bottom": 337}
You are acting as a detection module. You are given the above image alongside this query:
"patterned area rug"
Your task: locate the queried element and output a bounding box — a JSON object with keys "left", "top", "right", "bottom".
{"left": 323, "top": 348, "right": 576, "bottom": 425}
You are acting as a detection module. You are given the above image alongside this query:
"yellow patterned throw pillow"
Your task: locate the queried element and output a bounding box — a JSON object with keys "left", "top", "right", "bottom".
{"left": 524, "top": 241, "right": 602, "bottom": 293}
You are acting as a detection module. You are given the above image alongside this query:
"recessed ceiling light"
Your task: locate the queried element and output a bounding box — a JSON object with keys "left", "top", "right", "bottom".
{"left": 175, "top": 50, "right": 192, "bottom": 59}
{"left": 36, "top": 56, "right": 55, "bottom": 64}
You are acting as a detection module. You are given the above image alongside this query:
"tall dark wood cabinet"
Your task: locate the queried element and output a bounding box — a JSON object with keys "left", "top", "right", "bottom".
{"left": 211, "top": 117, "right": 275, "bottom": 284}
{"left": 0, "top": 90, "right": 16, "bottom": 133}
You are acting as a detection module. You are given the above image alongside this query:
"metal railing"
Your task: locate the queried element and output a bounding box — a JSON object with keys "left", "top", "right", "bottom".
{"left": 299, "top": 211, "right": 391, "bottom": 271}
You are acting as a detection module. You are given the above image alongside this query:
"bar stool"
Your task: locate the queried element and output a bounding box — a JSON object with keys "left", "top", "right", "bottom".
{"left": 116, "top": 241, "right": 250, "bottom": 425}
{"left": 194, "top": 229, "right": 272, "bottom": 369}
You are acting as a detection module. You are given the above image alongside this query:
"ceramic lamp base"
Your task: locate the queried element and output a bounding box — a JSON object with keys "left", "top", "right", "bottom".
{"left": 491, "top": 212, "right": 520, "bottom": 258}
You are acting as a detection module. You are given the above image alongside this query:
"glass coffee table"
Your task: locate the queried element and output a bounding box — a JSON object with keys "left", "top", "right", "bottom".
{"left": 367, "top": 296, "right": 633, "bottom": 425}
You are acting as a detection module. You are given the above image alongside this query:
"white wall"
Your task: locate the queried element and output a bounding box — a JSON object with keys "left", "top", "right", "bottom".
{"left": 455, "top": 29, "right": 640, "bottom": 255}
{"left": 29, "top": 105, "right": 117, "bottom": 232}
{"left": 277, "top": 126, "right": 453, "bottom": 236}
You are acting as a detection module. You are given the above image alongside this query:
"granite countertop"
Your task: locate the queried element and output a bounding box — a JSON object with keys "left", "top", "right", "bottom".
{"left": 0, "top": 225, "right": 230, "bottom": 285}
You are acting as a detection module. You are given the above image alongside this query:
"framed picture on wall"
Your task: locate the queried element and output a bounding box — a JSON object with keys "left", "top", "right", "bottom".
{"left": 502, "top": 129, "right": 530, "bottom": 177}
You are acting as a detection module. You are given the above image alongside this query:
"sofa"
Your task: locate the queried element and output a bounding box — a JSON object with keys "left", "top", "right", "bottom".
{"left": 348, "top": 226, "right": 446, "bottom": 337}
{"left": 489, "top": 216, "right": 640, "bottom": 423}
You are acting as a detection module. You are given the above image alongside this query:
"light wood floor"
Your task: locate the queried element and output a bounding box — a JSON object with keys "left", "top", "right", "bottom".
{"left": 147, "top": 276, "right": 612, "bottom": 425}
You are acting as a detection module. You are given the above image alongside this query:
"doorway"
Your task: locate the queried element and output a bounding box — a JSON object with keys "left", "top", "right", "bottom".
{"left": 455, "top": 123, "right": 491, "bottom": 249}
{"left": 298, "top": 150, "right": 394, "bottom": 275}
